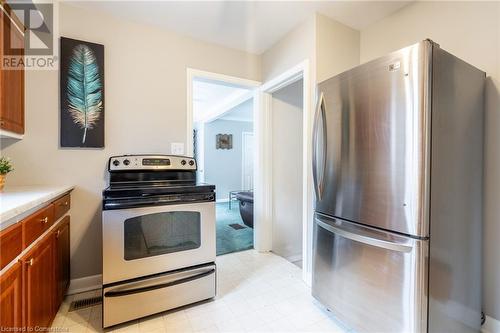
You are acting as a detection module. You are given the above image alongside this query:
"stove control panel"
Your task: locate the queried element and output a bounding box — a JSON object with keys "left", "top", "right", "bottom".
{"left": 109, "top": 155, "right": 196, "bottom": 171}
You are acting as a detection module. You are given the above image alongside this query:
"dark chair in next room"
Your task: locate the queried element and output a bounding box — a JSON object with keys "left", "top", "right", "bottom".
{"left": 236, "top": 191, "right": 253, "bottom": 228}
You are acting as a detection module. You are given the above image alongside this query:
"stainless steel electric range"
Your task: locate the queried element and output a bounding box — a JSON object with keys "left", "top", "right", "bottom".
{"left": 101, "top": 154, "right": 216, "bottom": 328}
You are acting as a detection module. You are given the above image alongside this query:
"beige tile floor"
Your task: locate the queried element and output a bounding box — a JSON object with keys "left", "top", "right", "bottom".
{"left": 52, "top": 250, "right": 351, "bottom": 333}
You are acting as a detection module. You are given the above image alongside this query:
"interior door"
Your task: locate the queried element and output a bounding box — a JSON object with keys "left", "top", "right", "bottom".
{"left": 312, "top": 214, "right": 428, "bottom": 333}
{"left": 313, "top": 41, "right": 432, "bottom": 237}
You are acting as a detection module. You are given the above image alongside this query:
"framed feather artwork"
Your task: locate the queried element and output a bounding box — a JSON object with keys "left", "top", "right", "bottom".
{"left": 60, "top": 37, "right": 105, "bottom": 148}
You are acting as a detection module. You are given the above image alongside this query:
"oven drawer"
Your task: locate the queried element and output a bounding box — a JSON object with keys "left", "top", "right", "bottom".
{"left": 103, "top": 263, "right": 216, "bottom": 328}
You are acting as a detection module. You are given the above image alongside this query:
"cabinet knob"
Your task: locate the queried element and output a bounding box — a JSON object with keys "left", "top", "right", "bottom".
{"left": 40, "top": 216, "right": 48, "bottom": 224}
{"left": 26, "top": 258, "right": 33, "bottom": 266}
{"left": 56, "top": 230, "right": 60, "bottom": 238}
{"left": 60, "top": 201, "right": 68, "bottom": 206}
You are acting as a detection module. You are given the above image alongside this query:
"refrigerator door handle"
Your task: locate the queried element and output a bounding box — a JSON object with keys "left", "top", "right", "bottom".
{"left": 315, "top": 215, "right": 414, "bottom": 253}
{"left": 312, "top": 92, "right": 327, "bottom": 200}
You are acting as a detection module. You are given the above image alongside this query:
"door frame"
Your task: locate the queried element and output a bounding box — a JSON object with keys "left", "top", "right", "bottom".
{"left": 241, "top": 131, "right": 254, "bottom": 190}
{"left": 186, "top": 68, "right": 264, "bottom": 247}
{"left": 256, "top": 60, "right": 314, "bottom": 284}
{"left": 186, "top": 68, "right": 261, "bottom": 157}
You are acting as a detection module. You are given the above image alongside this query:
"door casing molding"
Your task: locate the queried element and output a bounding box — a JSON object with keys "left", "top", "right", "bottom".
{"left": 257, "top": 60, "right": 314, "bottom": 285}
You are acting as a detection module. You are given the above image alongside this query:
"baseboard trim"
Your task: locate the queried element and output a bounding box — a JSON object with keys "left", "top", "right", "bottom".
{"left": 67, "top": 274, "right": 102, "bottom": 295}
{"left": 285, "top": 254, "right": 302, "bottom": 263}
{"left": 483, "top": 315, "right": 500, "bottom": 333}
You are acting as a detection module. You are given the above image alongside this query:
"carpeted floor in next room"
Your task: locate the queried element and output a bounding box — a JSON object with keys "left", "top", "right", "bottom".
{"left": 216, "top": 202, "right": 254, "bottom": 255}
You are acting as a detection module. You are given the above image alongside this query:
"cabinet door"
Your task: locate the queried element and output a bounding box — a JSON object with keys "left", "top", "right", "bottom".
{"left": 0, "top": 3, "right": 25, "bottom": 134}
{"left": 54, "top": 216, "right": 70, "bottom": 311}
{"left": 0, "top": 262, "right": 23, "bottom": 330}
{"left": 0, "top": 223, "right": 22, "bottom": 270}
{"left": 22, "top": 234, "right": 54, "bottom": 329}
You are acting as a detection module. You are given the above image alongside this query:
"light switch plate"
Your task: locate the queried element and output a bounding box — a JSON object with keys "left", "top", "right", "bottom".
{"left": 171, "top": 142, "right": 185, "bottom": 155}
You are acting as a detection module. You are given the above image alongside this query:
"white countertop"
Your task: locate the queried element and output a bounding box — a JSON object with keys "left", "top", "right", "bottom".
{"left": 0, "top": 185, "right": 74, "bottom": 230}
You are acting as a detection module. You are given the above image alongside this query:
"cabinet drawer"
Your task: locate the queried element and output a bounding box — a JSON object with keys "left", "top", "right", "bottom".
{"left": 22, "top": 205, "right": 54, "bottom": 249}
{"left": 0, "top": 223, "right": 23, "bottom": 270}
{"left": 53, "top": 194, "right": 70, "bottom": 221}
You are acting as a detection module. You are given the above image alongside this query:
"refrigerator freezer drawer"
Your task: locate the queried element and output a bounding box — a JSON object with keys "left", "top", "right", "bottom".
{"left": 312, "top": 214, "right": 428, "bottom": 333}
{"left": 103, "top": 264, "right": 216, "bottom": 328}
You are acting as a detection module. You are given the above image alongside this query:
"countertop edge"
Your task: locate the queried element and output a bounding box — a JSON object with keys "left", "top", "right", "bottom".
{"left": 0, "top": 186, "right": 75, "bottom": 231}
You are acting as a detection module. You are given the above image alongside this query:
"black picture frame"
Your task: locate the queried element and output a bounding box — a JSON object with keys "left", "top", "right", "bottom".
{"left": 60, "top": 37, "right": 105, "bottom": 148}
{"left": 216, "top": 134, "right": 233, "bottom": 149}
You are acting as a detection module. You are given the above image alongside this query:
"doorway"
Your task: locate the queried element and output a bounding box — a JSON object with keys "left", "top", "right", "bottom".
{"left": 256, "top": 60, "right": 314, "bottom": 284}
{"left": 270, "top": 79, "right": 304, "bottom": 268}
{"left": 187, "top": 70, "right": 260, "bottom": 256}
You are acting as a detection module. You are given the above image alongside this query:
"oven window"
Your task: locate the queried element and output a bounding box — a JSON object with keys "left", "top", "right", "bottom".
{"left": 124, "top": 211, "right": 201, "bottom": 261}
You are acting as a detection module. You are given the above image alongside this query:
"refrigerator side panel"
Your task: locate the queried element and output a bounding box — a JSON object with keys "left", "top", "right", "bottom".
{"left": 314, "top": 41, "right": 432, "bottom": 237}
{"left": 428, "top": 46, "right": 485, "bottom": 333}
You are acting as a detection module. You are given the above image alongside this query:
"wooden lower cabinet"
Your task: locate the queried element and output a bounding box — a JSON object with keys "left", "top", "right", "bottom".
{"left": 0, "top": 262, "right": 23, "bottom": 329}
{"left": 54, "top": 216, "right": 70, "bottom": 310}
{"left": 0, "top": 223, "right": 23, "bottom": 270}
{"left": 22, "top": 233, "right": 55, "bottom": 329}
{"left": 0, "top": 194, "right": 71, "bottom": 331}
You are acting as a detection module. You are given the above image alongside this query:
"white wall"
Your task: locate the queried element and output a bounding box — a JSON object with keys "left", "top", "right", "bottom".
{"left": 261, "top": 16, "right": 316, "bottom": 82}
{"left": 360, "top": 1, "right": 500, "bottom": 321}
{"left": 316, "top": 14, "right": 360, "bottom": 83}
{"left": 261, "top": 12, "right": 360, "bottom": 280}
{"left": 204, "top": 116, "right": 253, "bottom": 201}
{"left": 0, "top": 3, "right": 261, "bottom": 280}
{"left": 271, "top": 79, "right": 303, "bottom": 261}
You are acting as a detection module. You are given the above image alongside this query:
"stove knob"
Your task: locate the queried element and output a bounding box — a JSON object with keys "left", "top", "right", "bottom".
{"left": 188, "top": 160, "right": 194, "bottom": 166}
{"left": 112, "top": 160, "right": 120, "bottom": 166}
{"left": 123, "top": 159, "right": 130, "bottom": 166}
{"left": 181, "top": 160, "right": 187, "bottom": 165}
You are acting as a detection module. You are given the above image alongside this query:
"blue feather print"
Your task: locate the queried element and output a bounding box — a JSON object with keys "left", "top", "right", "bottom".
{"left": 66, "top": 44, "right": 102, "bottom": 144}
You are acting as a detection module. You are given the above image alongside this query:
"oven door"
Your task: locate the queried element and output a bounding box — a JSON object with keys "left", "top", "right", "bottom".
{"left": 102, "top": 202, "right": 215, "bottom": 284}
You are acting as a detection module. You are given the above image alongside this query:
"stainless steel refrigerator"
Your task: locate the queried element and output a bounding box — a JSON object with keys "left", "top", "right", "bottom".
{"left": 311, "top": 40, "right": 485, "bottom": 333}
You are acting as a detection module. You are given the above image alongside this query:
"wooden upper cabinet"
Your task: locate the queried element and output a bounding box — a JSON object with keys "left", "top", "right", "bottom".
{"left": 22, "top": 233, "right": 55, "bottom": 329}
{"left": 0, "top": 2, "right": 25, "bottom": 134}
{"left": 0, "top": 262, "right": 23, "bottom": 330}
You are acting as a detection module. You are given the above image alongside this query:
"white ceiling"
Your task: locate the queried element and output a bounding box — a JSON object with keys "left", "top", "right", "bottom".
{"left": 220, "top": 99, "right": 253, "bottom": 122}
{"left": 193, "top": 78, "right": 252, "bottom": 123}
{"left": 68, "top": 1, "right": 412, "bottom": 54}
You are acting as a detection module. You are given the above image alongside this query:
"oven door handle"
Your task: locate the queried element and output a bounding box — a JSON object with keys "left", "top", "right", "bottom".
{"left": 104, "top": 268, "right": 215, "bottom": 298}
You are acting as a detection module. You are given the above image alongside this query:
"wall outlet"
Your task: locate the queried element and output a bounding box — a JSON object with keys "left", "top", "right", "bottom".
{"left": 171, "top": 142, "right": 185, "bottom": 155}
